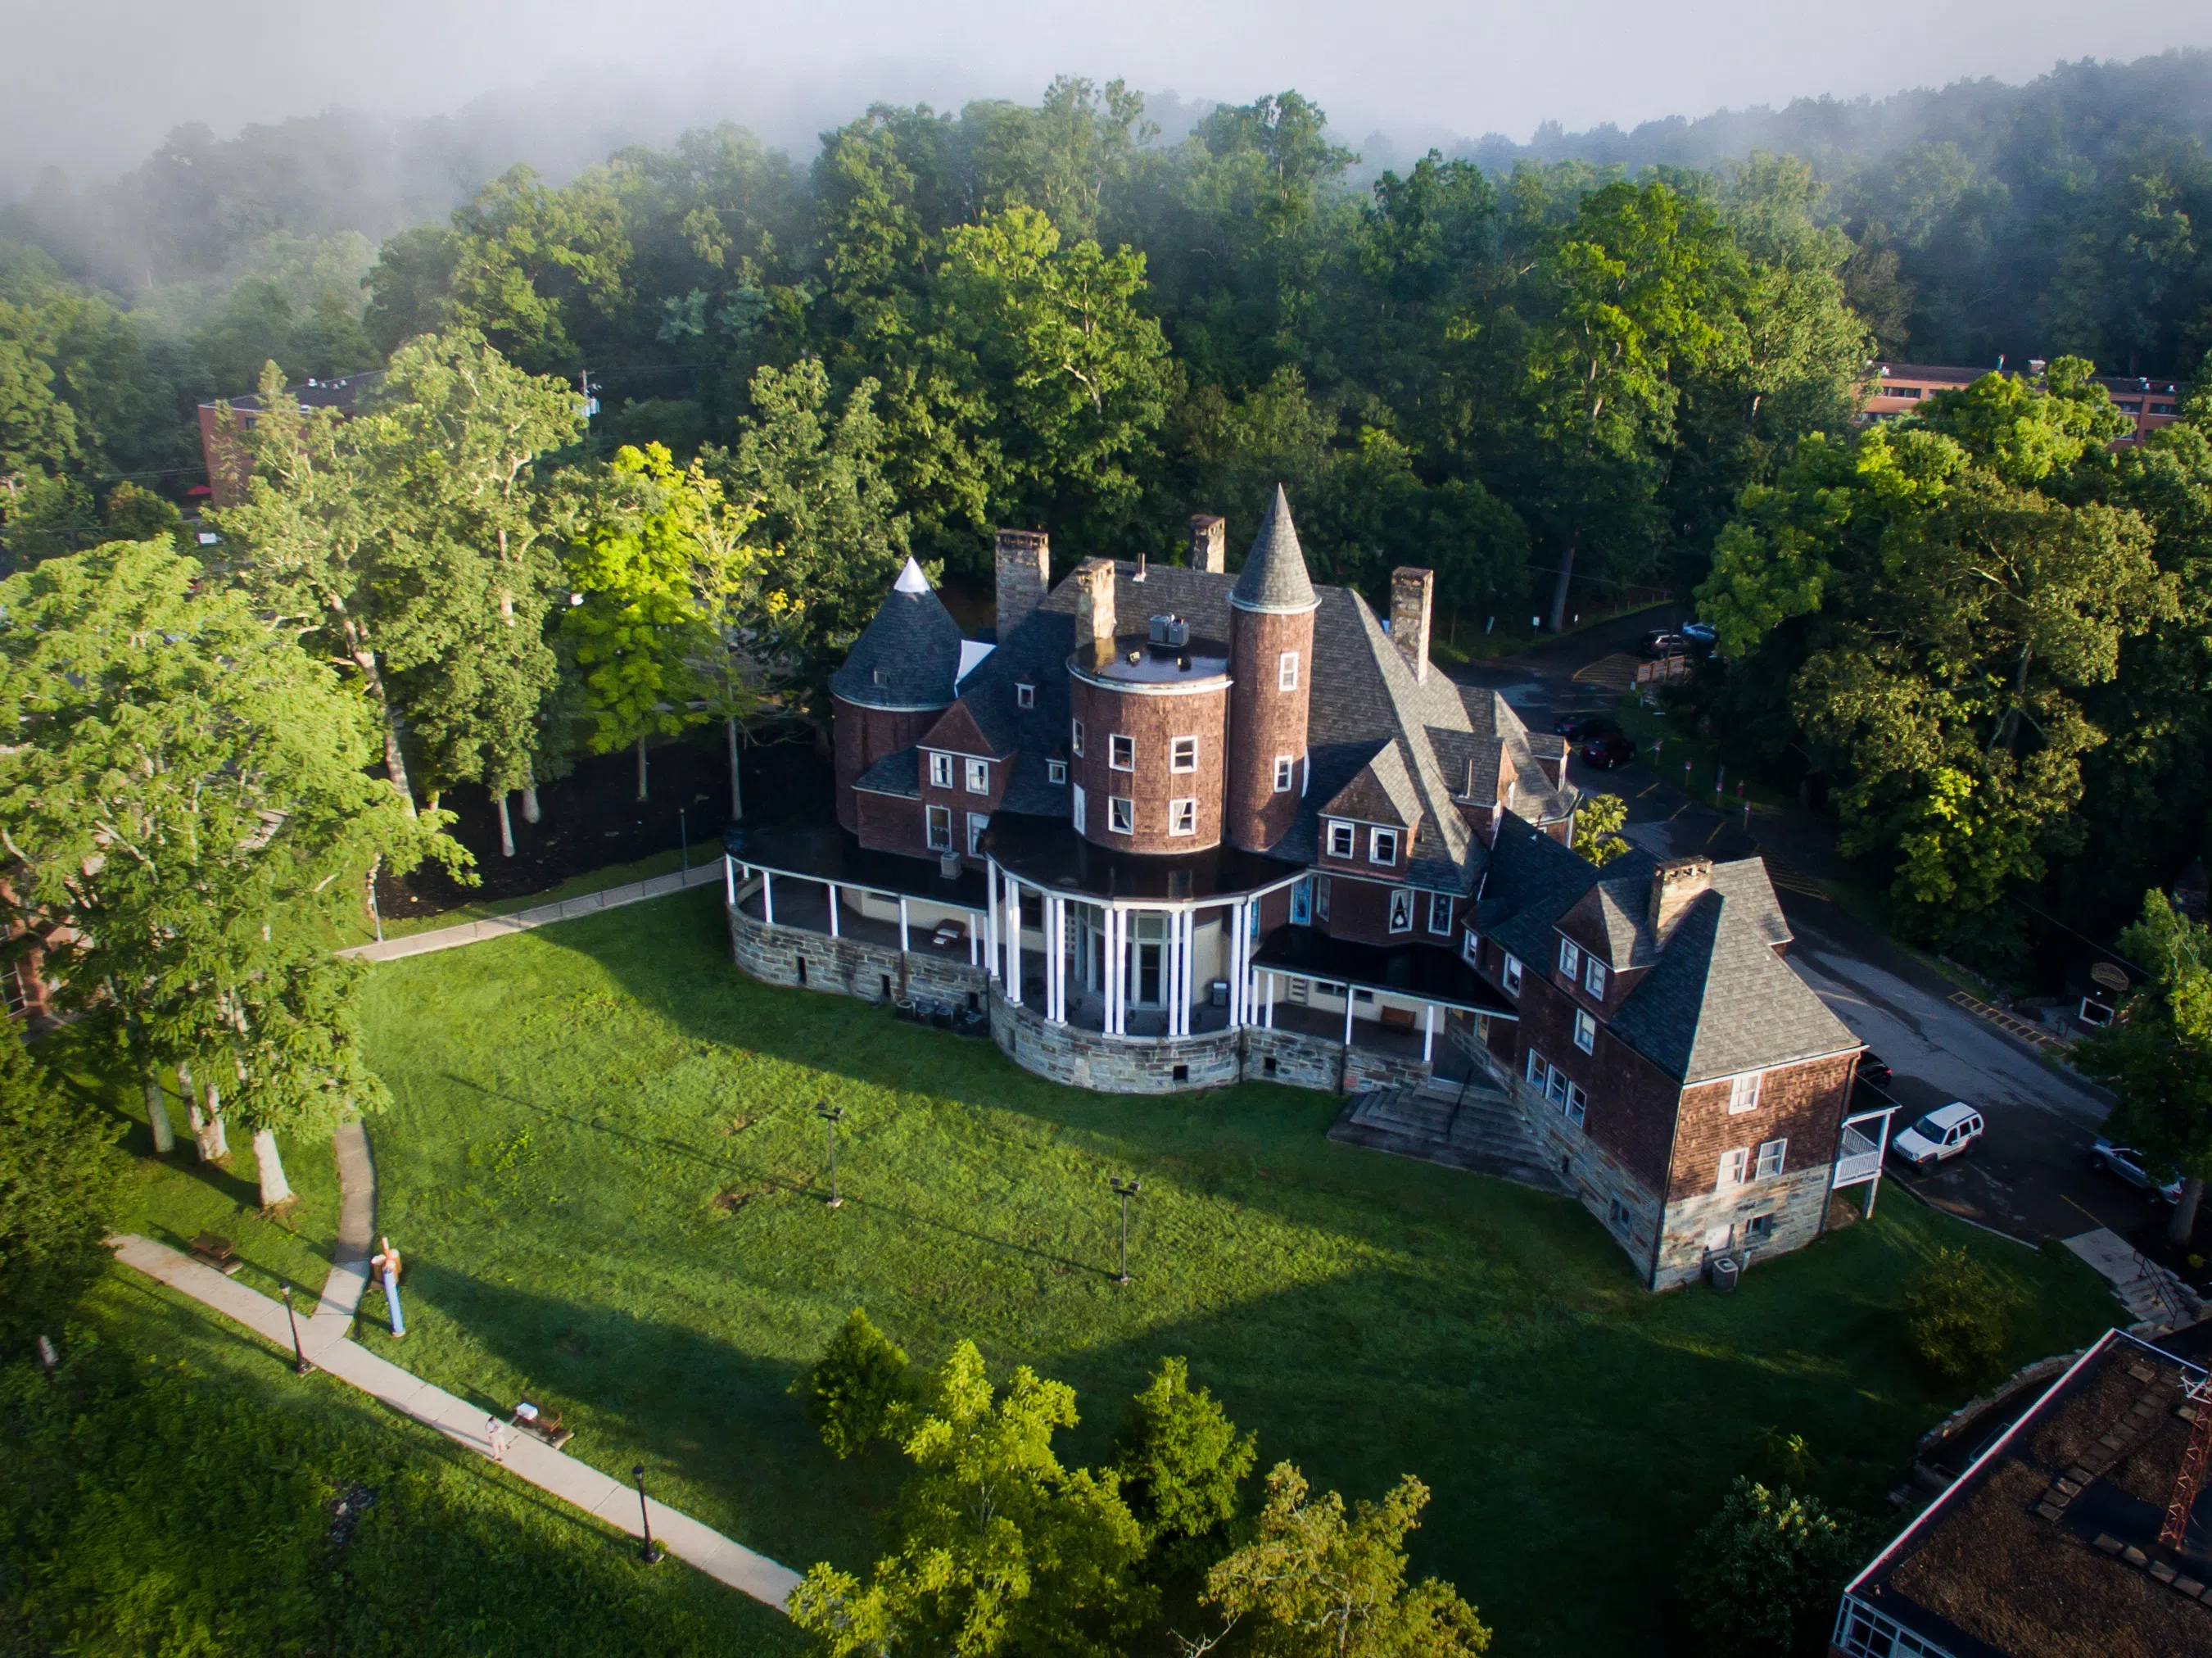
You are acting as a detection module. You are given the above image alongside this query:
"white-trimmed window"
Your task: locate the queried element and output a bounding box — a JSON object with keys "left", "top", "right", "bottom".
{"left": 1585, "top": 958, "right": 1608, "bottom": 998}
{"left": 965, "top": 757, "right": 989, "bottom": 795}
{"left": 1047, "top": 759, "right": 1067, "bottom": 785}
{"left": 1728, "top": 1071, "right": 1762, "bottom": 1113}
{"left": 930, "top": 752, "right": 953, "bottom": 788}
{"left": 1525, "top": 1049, "right": 1545, "bottom": 1085}
{"left": 1717, "top": 1148, "right": 1749, "bottom": 1189}
{"left": 1109, "top": 733, "right": 1135, "bottom": 771}
{"left": 1273, "top": 754, "right": 1295, "bottom": 792}
{"left": 1545, "top": 1066, "right": 1569, "bottom": 1108}
{"left": 966, "top": 812, "right": 988, "bottom": 854}
{"left": 1168, "top": 798, "right": 1197, "bottom": 836}
{"left": 1756, "top": 1138, "right": 1787, "bottom": 1180}
{"left": 1370, "top": 827, "right": 1399, "bottom": 865}
{"left": 1327, "top": 820, "right": 1355, "bottom": 858}
{"left": 1558, "top": 938, "right": 1581, "bottom": 979}
{"left": 1170, "top": 736, "right": 1199, "bottom": 772}
{"left": 1016, "top": 682, "right": 1036, "bottom": 709}
{"left": 1388, "top": 888, "right": 1414, "bottom": 932}
{"left": 1108, "top": 795, "right": 1134, "bottom": 834}
{"left": 1564, "top": 1080, "right": 1587, "bottom": 1129}
{"left": 1070, "top": 718, "right": 1084, "bottom": 756}
{"left": 1574, "top": 1009, "right": 1597, "bottom": 1053}
{"left": 1462, "top": 929, "right": 1481, "bottom": 964}
{"left": 926, "top": 804, "right": 952, "bottom": 849}
{"left": 1428, "top": 892, "right": 1452, "bottom": 935}
{"left": 1278, "top": 650, "right": 1300, "bottom": 691}
{"left": 1072, "top": 781, "right": 1086, "bottom": 831}
{"left": 1502, "top": 954, "right": 1522, "bottom": 995}
{"left": 1314, "top": 877, "right": 1331, "bottom": 922}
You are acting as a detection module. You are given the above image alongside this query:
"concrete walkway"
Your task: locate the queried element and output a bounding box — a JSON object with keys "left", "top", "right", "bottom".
{"left": 110, "top": 1233, "right": 802, "bottom": 1611}
{"left": 310, "top": 1120, "right": 376, "bottom": 1344}
{"left": 2062, "top": 1227, "right": 2206, "bottom": 1333}
{"left": 342, "top": 863, "right": 725, "bottom": 963}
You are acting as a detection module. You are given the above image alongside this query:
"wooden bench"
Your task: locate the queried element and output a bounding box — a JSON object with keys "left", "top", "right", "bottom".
{"left": 510, "top": 1404, "right": 573, "bottom": 1450}
{"left": 1379, "top": 1006, "right": 1418, "bottom": 1032}
{"left": 189, "top": 1233, "right": 242, "bottom": 1275}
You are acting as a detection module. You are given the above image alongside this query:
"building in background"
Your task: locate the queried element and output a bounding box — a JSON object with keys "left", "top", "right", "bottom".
{"left": 196, "top": 372, "right": 381, "bottom": 507}
{"left": 1858, "top": 361, "right": 2189, "bottom": 444}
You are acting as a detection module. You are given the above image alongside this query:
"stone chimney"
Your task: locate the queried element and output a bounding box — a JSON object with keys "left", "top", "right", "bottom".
{"left": 1389, "top": 566, "right": 1434, "bottom": 682}
{"left": 1189, "top": 514, "right": 1227, "bottom": 573}
{"left": 1649, "top": 857, "right": 1714, "bottom": 935}
{"left": 1074, "top": 558, "right": 1118, "bottom": 662}
{"left": 995, "top": 529, "right": 1050, "bottom": 641}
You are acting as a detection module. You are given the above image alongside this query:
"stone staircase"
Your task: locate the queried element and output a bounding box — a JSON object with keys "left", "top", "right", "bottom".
{"left": 1328, "top": 1077, "right": 1572, "bottom": 1195}
{"left": 2063, "top": 1228, "right": 2207, "bottom": 1333}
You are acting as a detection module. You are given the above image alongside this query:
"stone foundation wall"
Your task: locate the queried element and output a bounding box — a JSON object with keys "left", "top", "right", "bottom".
{"left": 1652, "top": 1164, "right": 1833, "bottom": 1292}
{"left": 727, "top": 904, "right": 987, "bottom": 1007}
{"left": 1242, "top": 1026, "right": 1347, "bottom": 1090}
{"left": 1526, "top": 1099, "right": 1667, "bottom": 1279}
{"left": 992, "top": 994, "right": 1245, "bottom": 1093}
{"left": 1343, "top": 1048, "right": 1433, "bottom": 1094}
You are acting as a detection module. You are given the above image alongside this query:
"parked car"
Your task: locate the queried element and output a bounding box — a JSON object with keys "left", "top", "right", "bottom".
{"left": 2088, "top": 1137, "right": 2183, "bottom": 1203}
{"left": 1858, "top": 1052, "right": 1893, "bottom": 1088}
{"left": 1682, "top": 621, "right": 1717, "bottom": 646}
{"left": 1580, "top": 733, "right": 1639, "bottom": 769}
{"left": 1553, "top": 714, "right": 1622, "bottom": 741}
{"left": 1640, "top": 628, "right": 1691, "bottom": 657}
{"left": 1890, "top": 1103, "right": 1984, "bottom": 1170}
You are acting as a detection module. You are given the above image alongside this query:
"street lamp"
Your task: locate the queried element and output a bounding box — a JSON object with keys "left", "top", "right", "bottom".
{"left": 816, "top": 1102, "right": 846, "bottom": 1208}
{"left": 632, "top": 1464, "right": 662, "bottom": 1565}
{"left": 679, "top": 807, "right": 689, "bottom": 872}
{"left": 1109, "top": 1176, "right": 1142, "bottom": 1284}
{"left": 280, "top": 1281, "right": 312, "bottom": 1375}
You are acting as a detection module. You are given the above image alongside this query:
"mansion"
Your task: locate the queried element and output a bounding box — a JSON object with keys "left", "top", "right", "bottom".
{"left": 722, "top": 492, "right": 1875, "bottom": 1289}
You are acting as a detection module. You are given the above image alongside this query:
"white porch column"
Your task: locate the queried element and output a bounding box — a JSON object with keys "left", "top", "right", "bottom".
{"left": 969, "top": 922, "right": 979, "bottom": 968}
{"left": 1423, "top": 1002, "right": 1436, "bottom": 1064}
{"left": 1047, "top": 896, "right": 1065, "bottom": 1024}
{"left": 1229, "top": 901, "right": 1247, "bottom": 1027}
{"left": 762, "top": 870, "right": 776, "bottom": 926}
{"left": 723, "top": 853, "right": 735, "bottom": 908}
{"left": 986, "top": 865, "right": 1001, "bottom": 980}
{"left": 1175, "top": 910, "right": 1192, "bottom": 1036}
{"left": 1342, "top": 988, "right": 1355, "bottom": 1049}
{"left": 1105, "top": 908, "right": 1121, "bottom": 1035}
{"left": 826, "top": 882, "right": 839, "bottom": 938}
{"left": 1266, "top": 971, "right": 1277, "bottom": 1029}
{"left": 898, "top": 895, "right": 909, "bottom": 954}
{"left": 1004, "top": 874, "right": 1021, "bottom": 1006}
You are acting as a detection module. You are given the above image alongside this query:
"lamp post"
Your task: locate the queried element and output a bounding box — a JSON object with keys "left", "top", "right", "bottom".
{"left": 816, "top": 1102, "right": 846, "bottom": 1208}
{"left": 679, "top": 807, "right": 689, "bottom": 872}
{"left": 632, "top": 1464, "right": 662, "bottom": 1565}
{"left": 1109, "top": 1176, "right": 1141, "bottom": 1284}
{"left": 280, "top": 1281, "right": 311, "bottom": 1375}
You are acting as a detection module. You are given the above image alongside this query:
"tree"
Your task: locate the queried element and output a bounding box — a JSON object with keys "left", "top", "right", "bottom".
{"left": 2077, "top": 890, "right": 2212, "bottom": 1244}
{"left": 0, "top": 1022, "right": 128, "bottom": 1351}
{"left": 0, "top": 540, "right": 459, "bottom": 1207}
{"left": 1574, "top": 793, "right": 1632, "bottom": 866}
{"left": 1903, "top": 1246, "right": 2010, "bottom": 1386}
{"left": 1681, "top": 1478, "right": 1870, "bottom": 1658}
{"left": 1186, "top": 1462, "right": 1490, "bottom": 1658}
{"left": 789, "top": 1340, "right": 1151, "bottom": 1658}
{"left": 1111, "top": 1357, "right": 1256, "bottom": 1556}
{"left": 794, "top": 1308, "right": 916, "bottom": 1460}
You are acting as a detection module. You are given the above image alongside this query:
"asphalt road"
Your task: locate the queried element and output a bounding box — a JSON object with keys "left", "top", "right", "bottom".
{"left": 1449, "top": 615, "right": 2168, "bottom": 1249}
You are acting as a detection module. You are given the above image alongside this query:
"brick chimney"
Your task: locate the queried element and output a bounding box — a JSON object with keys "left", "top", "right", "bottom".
{"left": 1389, "top": 566, "right": 1434, "bottom": 682}
{"left": 1189, "top": 514, "right": 1227, "bottom": 573}
{"left": 1649, "top": 857, "right": 1714, "bottom": 935}
{"left": 995, "top": 529, "right": 1050, "bottom": 641}
{"left": 1074, "top": 558, "right": 1118, "bottom": 663}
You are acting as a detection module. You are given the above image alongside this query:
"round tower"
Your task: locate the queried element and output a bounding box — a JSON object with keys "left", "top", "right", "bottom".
{"left": 1225, "top": 487, "right": 1320, "bottom": 854}
{"left": 827, "top": 558, "right": 963, "bottom": 834}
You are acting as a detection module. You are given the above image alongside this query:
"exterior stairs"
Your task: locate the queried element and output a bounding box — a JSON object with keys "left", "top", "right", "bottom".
{"left": 1328, "top": 1076, "right": 1572, "bottom": 1195}
{"left": 2062, "top": 1228, "right": 2207, "bottom": 1333}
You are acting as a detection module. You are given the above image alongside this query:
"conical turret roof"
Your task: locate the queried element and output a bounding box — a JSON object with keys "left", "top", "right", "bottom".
{"left": 1230, "top": 485, "right": 1319, "bottom": 614}
{"left": 830, "top": 558, "right": 964, "bottom": 709}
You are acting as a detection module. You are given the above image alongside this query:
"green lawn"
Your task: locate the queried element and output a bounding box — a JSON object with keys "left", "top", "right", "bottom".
{"left": 102, "top": 886, "right": 2123, "bottom": 1654}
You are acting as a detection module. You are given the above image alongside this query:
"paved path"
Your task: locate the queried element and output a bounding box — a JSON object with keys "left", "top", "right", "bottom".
{"left": 2062, "top": 1228, "right": 2204, "bottom": 1331}
{"left": 343, "top": 863, "right": 725, "bottom": 963}
{"left": 110, "top": 1233, "right": 802, "bottom": 1611}
{"left": 310, "top": 1120, "right": 376, "bottom": 1344}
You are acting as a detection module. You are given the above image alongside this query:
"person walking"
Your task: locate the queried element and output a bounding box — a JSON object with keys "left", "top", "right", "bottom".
{"left": 486, "top": 1416, "right": 508, "bottom": 1462}
{"left": 369, "top": 1236, "right": 405, "bottom": 1339}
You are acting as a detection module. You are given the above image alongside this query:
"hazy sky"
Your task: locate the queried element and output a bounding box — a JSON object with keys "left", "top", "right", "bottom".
{"left": 8, "top": 0, "right": 2211, "bottom": 184}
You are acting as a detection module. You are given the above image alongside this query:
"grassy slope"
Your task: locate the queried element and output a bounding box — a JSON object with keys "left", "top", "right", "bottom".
{"left": 104, "top": 886, "right": 2122, "bottom": 1654}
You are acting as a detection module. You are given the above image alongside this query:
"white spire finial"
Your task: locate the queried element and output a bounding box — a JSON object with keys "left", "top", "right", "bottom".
{"left": 892, "top": 556, "right": 931, "bottom": 595}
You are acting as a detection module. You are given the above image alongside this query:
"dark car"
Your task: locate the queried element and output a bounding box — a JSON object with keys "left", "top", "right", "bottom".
{"left": 1580, "top": 733, "right": 1638, "bottom": 769}
{"left": 1553, "top": 714, "right": 1622, "bottom": 741}
{"left": 1858, "top": 1053, "right": 1893, "bottom": 1088}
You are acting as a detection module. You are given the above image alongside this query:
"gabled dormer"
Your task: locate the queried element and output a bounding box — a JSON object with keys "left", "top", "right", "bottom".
{"left": 1318, "top": 742, "right": 1424, "bottom": 877}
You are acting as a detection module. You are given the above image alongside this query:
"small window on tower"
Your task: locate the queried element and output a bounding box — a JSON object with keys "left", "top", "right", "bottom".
{"left": 1108, "top": 795, "right": 1134, "bottom": 834}
{"left": 1110, "top": 734, "right": 1135, "bottom": 772}
{"left": 1273, "top": 754, "right": 1295, "bottom": 792}
{"left": 1168, "top": 798, "right": 1197, "bottom": 836}
{"left": 1170, "top": 736, "right": 1198, "bottom": 772}
{"left": 1278, "top": 651, "right": 1300, "bottom": 691}
{"left": 1070, "top": 718, "right": 1084, "bottom": 756}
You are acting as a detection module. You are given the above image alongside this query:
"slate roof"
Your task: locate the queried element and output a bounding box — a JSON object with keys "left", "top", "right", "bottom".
{"left": 1321, "top": 741, "right": 1424, "bottom": 829}
{"left": 853, "top": 747, "right": 921, "bottom": 798}
{"left": 1230, "top": 486, "right": 1319, "bottom": 614}
{"left": 829, "top": 558, "right": 964, "bottom": 709}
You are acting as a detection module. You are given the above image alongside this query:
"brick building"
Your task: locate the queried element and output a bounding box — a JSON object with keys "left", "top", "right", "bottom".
{"left": 196, "top": 371, "right": 382, "bottom": 507}
{"left": 725, "top": 489, "right": 1869, "bottom": 1288}
{"left": 1857, "top": 361, "right": 2190, "bottom": 444}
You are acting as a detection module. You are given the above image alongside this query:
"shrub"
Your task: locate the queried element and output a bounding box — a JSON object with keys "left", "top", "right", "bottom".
{"left": 1681, "top": 1478, "right": 1870, "bottom": 1656}
{"left": 792, "top": 1307, "right": 914, "bottom": 1458}
{"left": 1904, "top": 1246, "right": 2009, "bottom": 1386}
{"left": 1111, "top": 1356, "right": 1256, "bottom": 1555}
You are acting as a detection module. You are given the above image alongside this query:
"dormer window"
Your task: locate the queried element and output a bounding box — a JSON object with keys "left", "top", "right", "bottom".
{"left": 1369, "top": 828, "right": 1398, "bottom": 866}
{"left": 1016, "top": 682, "right": 1035, "bottom": 709}
{"left": 966, "top": 758, "right": 989, "bottom": 794}
{"left": 930, "top": 752, "right": 953, "bottom": 788}
{"left": 1558, "top": 938, "right": 1581, "bottom": 980}
{"left": 872, "top": 668, "right": 888, "bottom": 686}
{"left": 1326, "top": 820, "right": 1355, "bottom": 858}
{"left": 1047, "top": 759, "right": 1067, "bottom": 785}
{"left": 1585, "top": 958, "right": 1608, "bottom": 998}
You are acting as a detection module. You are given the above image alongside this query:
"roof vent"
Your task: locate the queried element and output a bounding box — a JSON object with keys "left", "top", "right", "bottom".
{"left": 1148, "top": 614, "right": 1190, "bottom": 648}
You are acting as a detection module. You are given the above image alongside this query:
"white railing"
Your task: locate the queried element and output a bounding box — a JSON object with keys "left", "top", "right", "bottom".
{"left": 1833, "top": 1124, "right": 1883, "bottom": 1187}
